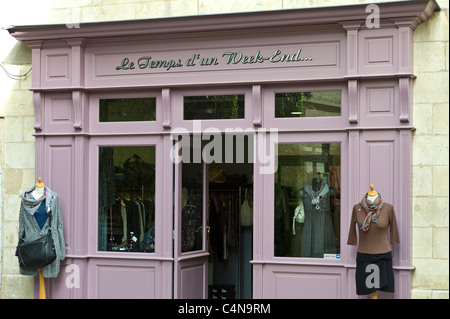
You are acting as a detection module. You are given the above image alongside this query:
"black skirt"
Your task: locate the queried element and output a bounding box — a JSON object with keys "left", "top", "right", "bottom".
{"left": 355, "top": 251, "right": 395, "bottom": 295}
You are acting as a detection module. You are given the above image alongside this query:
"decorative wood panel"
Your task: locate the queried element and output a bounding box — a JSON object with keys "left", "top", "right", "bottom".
{"left": 273, "top": 271, "right": 341, "bottom": 298}
{"left": 46, "top": 139, "right": 73, "bottom": 254}
{"left": 360, "top": 80, "right": 399, "bottom": 127}
{"left": 47, "top": 55, "right": 69, "bottom": 80}
{"left": 359, "top": 132, "right": 395, "bottom": 204}
{"left": 95, "top": 264, "right": 156, "bottom": 299}
{"left": 42, "top": 48, "right": 71, "bottom": 87}
{"left": 45, "top": 93, "right": 74, "bottom": 133}
{"left": 263, "top": 265, "right": 344, "bottom": 299}
{"left": 359, "top": 29, "right": 397, "bottom": 75}
{"left": 176, "top": 256, "right": 208, "bottom": 299}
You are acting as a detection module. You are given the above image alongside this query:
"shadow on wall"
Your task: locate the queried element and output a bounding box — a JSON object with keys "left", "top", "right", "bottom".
{"left": 3, "top": 41, "right": 31, "bottom": 65}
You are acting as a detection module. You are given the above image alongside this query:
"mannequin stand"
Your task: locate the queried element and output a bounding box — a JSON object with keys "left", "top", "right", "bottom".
{"left": 39, "top": 268, "right": 46, "bottom": 299}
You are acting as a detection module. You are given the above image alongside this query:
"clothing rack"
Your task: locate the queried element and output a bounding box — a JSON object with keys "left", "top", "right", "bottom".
{"left": 208, "top": 183, "right": 252, "bottom": 299}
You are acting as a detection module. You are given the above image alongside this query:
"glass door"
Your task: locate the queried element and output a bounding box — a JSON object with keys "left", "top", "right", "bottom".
{"left": 171, "top": 87, "right": 255, "bottom": 299}
{"left": 173, "top": 135, "right": 209, "bottom": 299}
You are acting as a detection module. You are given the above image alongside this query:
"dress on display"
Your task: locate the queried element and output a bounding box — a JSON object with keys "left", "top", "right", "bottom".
{"left": 300, "top": 181, "right": 338, "bottom": 258}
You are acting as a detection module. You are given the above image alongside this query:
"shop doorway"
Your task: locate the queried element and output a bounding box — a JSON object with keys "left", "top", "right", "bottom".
{"left": 173, "top": 133, "right": 254, "bottom": 299}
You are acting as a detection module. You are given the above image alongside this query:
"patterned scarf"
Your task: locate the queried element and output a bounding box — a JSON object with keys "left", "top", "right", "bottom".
{"left": 304, "top": 181, "right": 329, "bottom": 210}
{"left": 20, "top": 186, "right": 56, "bottom": 216}
{"left": 360, "top": 193, "right": 384, "bottom": 231}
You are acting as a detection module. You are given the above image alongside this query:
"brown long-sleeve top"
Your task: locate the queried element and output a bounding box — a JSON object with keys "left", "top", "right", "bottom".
{"left": 347, "top": 202, "right": 400, "bottom": 254}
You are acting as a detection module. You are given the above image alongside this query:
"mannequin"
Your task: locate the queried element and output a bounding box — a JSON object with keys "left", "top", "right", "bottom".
{"left": 32, "top": 178, "right": 45, "bottom": 200}
{"left": 367, "top": 185, "right": 378, "bottom": 202}
{"left": 34, "top": 178, "right": 47, "bottom": 299}
{"left": 18, "top": 177, "right": 65, "bottom": 298}
{"left": 299, "top": 174, "right": 338, "bottom": 257}
{"left": 347, "top": 185, "right": 400, "bottom": 298}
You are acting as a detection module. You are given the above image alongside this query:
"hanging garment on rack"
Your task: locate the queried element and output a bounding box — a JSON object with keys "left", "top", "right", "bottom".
{"left": 120, "top": 201, "right": 127, "bottom": 243}
{"left": 122, "top": 154, "right": 155, "bottom": 186}
{"left": 227, "top": 193, "right": 239, "bottom": 248}
{"left": 209, "top": 190, "right": 241, "bottom": 259}
{"left": 240, "top": 188, "right": 253, "bottom": 227}
{"left": 209, "top": 192, "right": 221, "bottom": 256}
{"left": 122, "top": 199, "right": 144, "bottom": 250}
{"left": 99, "top": 147, "right": 116, "bottom": 208}
{"left": 275, "top": 185, "right": 290, "bottom": 256}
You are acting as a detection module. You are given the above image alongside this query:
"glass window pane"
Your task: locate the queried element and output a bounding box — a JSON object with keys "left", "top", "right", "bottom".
{"left": 98, "top": 146, "right": 155, "bottom": 253}
{"left": 181, "top": 161, "right": 203, "bottom": 252}
{"left": 184, "top": 95, "right": 244, "bottom": 120}
{"left": 274, "top": 143, "right": 341, "bottom": 258}
{"left": 275, "top": 91, "right": 341, "bottom": 118}
{"left": 100, "top": 98, "right": 156, "bottom": 122}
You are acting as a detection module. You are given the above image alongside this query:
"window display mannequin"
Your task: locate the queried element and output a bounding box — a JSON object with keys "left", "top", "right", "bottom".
{"left": 18, "top": 177, "right": 66, "bottom": 299}
{"left": 299, "top": 174, "right": 338, "bottom": 257}
{"left": 347, "top": 185, "right": 400, "bottom": 298}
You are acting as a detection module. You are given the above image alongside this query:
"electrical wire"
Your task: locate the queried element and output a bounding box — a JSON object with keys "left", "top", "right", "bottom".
{"left": 0, "top": 63, "right": 32, "bottom": 80}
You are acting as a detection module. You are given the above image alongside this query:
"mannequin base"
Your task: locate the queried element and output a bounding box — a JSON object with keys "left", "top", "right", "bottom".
{"left": 39, "top": 269, "right": 46, "bottom": 299}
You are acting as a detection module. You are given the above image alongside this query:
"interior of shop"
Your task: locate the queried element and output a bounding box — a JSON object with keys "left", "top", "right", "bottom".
{"left": 180, "top": 134, "right": 254, "bottom": 299}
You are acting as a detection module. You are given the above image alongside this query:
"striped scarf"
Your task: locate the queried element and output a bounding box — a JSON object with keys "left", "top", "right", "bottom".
{"left": 360, "top": 193, "right": 384, "bottom": 231}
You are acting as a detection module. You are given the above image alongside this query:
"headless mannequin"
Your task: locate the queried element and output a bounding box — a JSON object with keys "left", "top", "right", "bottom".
{"left": 32, "top": 179, "right": 45, "bottom": 199}
{"left": 312, "top": 175, "right": 321, "bottom": 191}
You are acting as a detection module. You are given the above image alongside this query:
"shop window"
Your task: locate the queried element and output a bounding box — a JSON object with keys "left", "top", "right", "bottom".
{"left": 275, "top": 91, "right": 341, "bottom": 118}
{"left": 274, "top": 143, "right": 341, "bottom": 258}
{"left": 98, "top": 146, "right": 155, "bottom": 253}
{"left": 99, "top": 98, "right": 156, "bottom": 122}
{"left": 184, "top": 95, "right": 244, "bottom": 120}
{"left": 181, "top": 161, "right": 204, "bottom": 252}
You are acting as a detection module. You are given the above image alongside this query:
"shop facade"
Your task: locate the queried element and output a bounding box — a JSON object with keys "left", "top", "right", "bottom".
{"left": 7, "top": 0, "right": 439, "bottom": 299}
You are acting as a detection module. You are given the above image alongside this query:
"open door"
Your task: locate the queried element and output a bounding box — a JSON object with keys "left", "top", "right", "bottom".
{"left": 173, "top": 136, "right": 209, "bottom": 299}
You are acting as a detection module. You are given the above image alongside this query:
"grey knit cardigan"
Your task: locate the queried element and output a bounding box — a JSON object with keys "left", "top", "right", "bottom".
{"left": 18, "top": 188, "right": 66, "bottom": 278}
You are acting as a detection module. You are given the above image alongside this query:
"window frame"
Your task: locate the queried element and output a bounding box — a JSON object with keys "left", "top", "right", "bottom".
{"left": 260, "top": 131, "right": 348, "bottom": 265}
{"left": 172, "top": 86, "right": 254, "bottom": 132}
{"left": 263, "top": 82, "right": 348, "bottom": 132}
{"left": 89, "top": 135, "right": 165, "bottom": 259}
{"left": 90, "top": 90, "right": 163, "bottom": 134}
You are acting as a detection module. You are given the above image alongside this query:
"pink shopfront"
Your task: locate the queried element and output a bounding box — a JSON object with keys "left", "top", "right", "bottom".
{"left": 8, "top": 0, "right": 438, "bottom": 299}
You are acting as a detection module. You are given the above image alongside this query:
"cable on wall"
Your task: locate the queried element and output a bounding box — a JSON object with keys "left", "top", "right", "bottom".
{"left": 0, "top": 63, "right": 32, "bottom": 80}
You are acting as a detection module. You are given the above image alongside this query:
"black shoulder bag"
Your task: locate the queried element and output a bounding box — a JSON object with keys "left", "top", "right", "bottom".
{"left": 15, "top": 210, "right": 57, "bottom": 271}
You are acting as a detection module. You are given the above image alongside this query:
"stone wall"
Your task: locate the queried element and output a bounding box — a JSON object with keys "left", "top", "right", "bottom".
{"left": 0, "top": 0, "right": 448, "bottom": 299}
{"left": 411, "top": 3, "right": 449, "bottom": 299}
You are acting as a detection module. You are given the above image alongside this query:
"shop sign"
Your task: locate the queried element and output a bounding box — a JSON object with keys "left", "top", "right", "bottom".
{"left": 115, "top": 48, "right": 313, "bottom": 72}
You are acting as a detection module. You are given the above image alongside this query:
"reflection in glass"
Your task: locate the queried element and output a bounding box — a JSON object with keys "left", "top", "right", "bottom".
{"left": 100, "top": 98, "right": 156, "bottom": 122}
{"left": 274, "top": 143, "right": 341, "bottom": 258}
{"left": 275, "top": 91, "right": 341, "bottom": 118}
{"left": 181, "top": 162, "right": 203, "bottom": 252}
{"left": 98, "top": 146, "right": 155, "bottom": 252}
{"left": 184, "top": 95, "right": 244, "bottom": 120}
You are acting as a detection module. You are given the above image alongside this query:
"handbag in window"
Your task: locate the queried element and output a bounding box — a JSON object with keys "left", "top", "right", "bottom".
{"left": 292, "top": 200, "right": 305, "bottom": 235}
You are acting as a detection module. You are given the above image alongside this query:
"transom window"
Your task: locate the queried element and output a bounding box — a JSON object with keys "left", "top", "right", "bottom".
{"left": 275, "top": 91, "right": 341, "bottom": 118}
